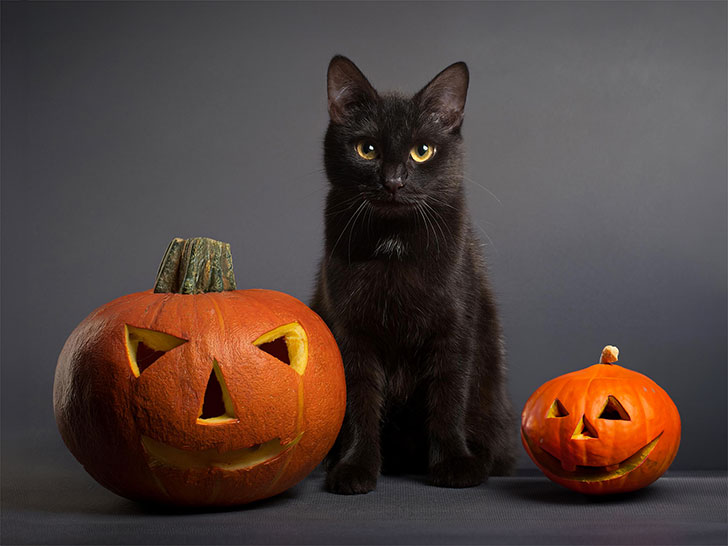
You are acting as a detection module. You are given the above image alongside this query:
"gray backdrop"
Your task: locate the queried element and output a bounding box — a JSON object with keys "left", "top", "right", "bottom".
{"left": 2, "top": 1, "right": 726, "bottom": 481}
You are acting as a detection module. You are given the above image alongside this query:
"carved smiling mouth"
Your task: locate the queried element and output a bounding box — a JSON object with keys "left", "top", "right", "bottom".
{"left": 141, "top": 432, "right": 303, "bottom": 471}
{"left": 524, "top": 431, "right": 662, "bottom": 482}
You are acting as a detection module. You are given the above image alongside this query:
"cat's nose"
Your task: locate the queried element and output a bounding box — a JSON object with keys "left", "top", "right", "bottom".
{"left": 383, "top": 178, "right": 405, "bottom": 195}
{"left": 382, "top": 164, "right": 407, "bottom": 194}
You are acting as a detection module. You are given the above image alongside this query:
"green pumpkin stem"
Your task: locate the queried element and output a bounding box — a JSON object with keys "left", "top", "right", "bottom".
{"left": 154, "top": 237, "right": 237, "bottom": 294}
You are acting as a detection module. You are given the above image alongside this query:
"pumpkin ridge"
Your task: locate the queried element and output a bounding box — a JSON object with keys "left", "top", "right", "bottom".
{"left": 205, "top": 293, "right": 226, "bottom": 332}
{"left": 633, "top": 374, "right": 651, "bottom": 450}
{"left": 147, "top": 293, "right": 172, "bottom": 329}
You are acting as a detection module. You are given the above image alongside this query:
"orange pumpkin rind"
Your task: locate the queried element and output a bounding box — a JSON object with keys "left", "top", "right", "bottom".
{"left": 521, "top": 345, "right": 680, "bottom": 494}
{"left": 54, "top": 237, "right": 346, "bottom": 506}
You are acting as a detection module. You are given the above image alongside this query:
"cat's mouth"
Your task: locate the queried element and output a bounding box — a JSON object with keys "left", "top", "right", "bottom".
{"left": 368, "top": 195, "right": 417, "bottom": 210}
{"left": 373, "top": 199, "right": 409, "bottom": 207}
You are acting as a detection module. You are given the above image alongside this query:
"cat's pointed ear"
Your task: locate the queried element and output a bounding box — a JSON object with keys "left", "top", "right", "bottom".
{"left": 415, "top": 62, "right": 469, "bottom": 132}
{"left": 327, "top": 55, "right": 378, "bottom": 125}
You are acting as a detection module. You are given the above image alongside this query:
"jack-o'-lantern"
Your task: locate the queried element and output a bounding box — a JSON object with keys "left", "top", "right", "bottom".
{"left": 521, "top": 346, "right": 680, "bottom": 494}
{"left": 54, "top": 237, "right": 346, "bottom": 506}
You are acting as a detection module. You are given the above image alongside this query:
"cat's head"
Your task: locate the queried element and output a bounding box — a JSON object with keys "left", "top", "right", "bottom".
{"left": 324, "top": 55, "right": 468, "bottom": 216}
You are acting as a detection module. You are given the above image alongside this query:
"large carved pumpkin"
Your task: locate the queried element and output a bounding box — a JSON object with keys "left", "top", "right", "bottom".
{"left": 521, "top": 346, "right": 680, "bottom": 494}
{"left": 54, "top": 237, "right": 346, "bottom": 506}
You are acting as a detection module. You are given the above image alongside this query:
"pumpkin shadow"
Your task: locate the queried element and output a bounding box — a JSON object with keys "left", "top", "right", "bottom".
{"left": 2, "top": 471, "right": 301, "bottom": 516}
{"left": 500, "top": 476, "right": 664, "bottom": 505}
{"left": 121, "top": 487, "right": 300, "bottom": 515}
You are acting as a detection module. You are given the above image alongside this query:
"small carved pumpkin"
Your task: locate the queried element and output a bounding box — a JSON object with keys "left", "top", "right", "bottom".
{"left": 54, "top": 237, "right": 346, "bottom": 506}
{"left": 521, "top": 346, "right": 680, "bottom": 494}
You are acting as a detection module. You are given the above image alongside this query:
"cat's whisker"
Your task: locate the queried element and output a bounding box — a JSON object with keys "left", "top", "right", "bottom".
{"left": 328, "top": 200, "right": 367, "bottom": 260}
{"left": 471, "top": 220, "right": 499, "bottom": 255}
{"left": 417, "top": 203, "right": 435, "bottom": 248}
{"left": 425, "top": 195, "right": 457, "bottom": 211}
{"left": 463, "top": 175, "right": 502, "bottom": 206}
{"left": 421, "top": 200, "right": 451, "bottom": 241}
{"left": 414, "top": 202, "right": 430, "bottom": 250}
{"left": 417, "top": 202, "right": 440, "bottom": 253}
{"left": 421, "top": 199, "right": 445, "bottom": 229}
{"left": 325, "top": 194, "right": 365, "bottom": 217}
{"left": 366, "top": 200, "right": 375, "bottom": 235}
{"left": 425, "top": 205, "right": 443, "bottom": 254}
{"left": 347, "top": 200, "right": 370, "bottom": 264}
{"left": 420, "top": 202, "right": 442, "bottom": 246}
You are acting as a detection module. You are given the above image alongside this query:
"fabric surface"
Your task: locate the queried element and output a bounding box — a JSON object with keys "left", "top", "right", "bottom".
{"left": 2, "top": 466, "right": 726, "bottom": 545}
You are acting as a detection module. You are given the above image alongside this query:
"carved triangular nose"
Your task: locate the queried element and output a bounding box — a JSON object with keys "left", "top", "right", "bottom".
{"left": 571, "top": 414, "right": 599, "bottom": 439}
{"left": 198, "top": 360, "right": 236, "bottom": 422}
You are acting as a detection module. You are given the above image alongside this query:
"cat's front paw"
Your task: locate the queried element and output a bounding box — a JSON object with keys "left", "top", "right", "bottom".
{"left": 325, "top": 463, "right": 378, "bottom": 495}
{"left": 429, "top": 456, "right": 487, "bottom": 488}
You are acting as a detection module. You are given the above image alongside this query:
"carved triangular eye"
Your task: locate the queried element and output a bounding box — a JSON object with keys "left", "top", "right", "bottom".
{"left": 257, "top": 337, "right": 290, "bottom": 365}
{"left": 125, "top": 325, "right": 187, "bottom": 377}
{"left": 599, "top": 395, "right": 631, "bottom": 421}
{"left": 547, "top": 399, "right": 569, "bottom": 418}
{"left": 253, "top": 322, "right": 308, "bottom": 375}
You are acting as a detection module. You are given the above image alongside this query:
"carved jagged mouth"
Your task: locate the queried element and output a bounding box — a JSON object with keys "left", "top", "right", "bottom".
{"left": 524, "top": 431, "right": 662, "bottom": 482}
{"left": 141, "top": 432, "right": 303, "bottom": 471}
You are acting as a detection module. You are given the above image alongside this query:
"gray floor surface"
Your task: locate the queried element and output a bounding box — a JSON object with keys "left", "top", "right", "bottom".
{"left": 2, "top": 463, "right": 726, "bottom": 545}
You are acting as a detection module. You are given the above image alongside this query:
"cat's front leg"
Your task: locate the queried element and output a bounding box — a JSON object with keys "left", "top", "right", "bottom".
{"left": 425, "top": 336, "right": 489, "bottom": 488}
{"left": 325, "top": 336, "right": 385, "bottom": 495}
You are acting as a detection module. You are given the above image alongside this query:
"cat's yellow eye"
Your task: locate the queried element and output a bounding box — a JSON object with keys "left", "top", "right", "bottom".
{"left": 410, "top": 143, "right": 435, "bottom": 163}
{"left": 356, "top": 140, "right": 378, "bottom": 160}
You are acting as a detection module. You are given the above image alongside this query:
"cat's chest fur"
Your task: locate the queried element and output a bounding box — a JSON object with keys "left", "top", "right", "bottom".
{"left": 323, "top": 237, "right": 461, "bottom": 348}
{"left": 373, "top": 236, "right": 408, "bottom": 259}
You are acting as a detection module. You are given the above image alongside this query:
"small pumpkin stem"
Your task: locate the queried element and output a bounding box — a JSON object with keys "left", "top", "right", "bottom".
{"left": 153, "top": 237, "right": 237, "bottom": 294}
{"left": 600, "top": 345, "right": 619, "bottom": 364}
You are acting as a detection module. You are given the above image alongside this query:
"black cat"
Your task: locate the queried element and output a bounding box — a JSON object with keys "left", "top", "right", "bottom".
{"left": 311, "top": 56, "right": 516, "bottom": 495}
